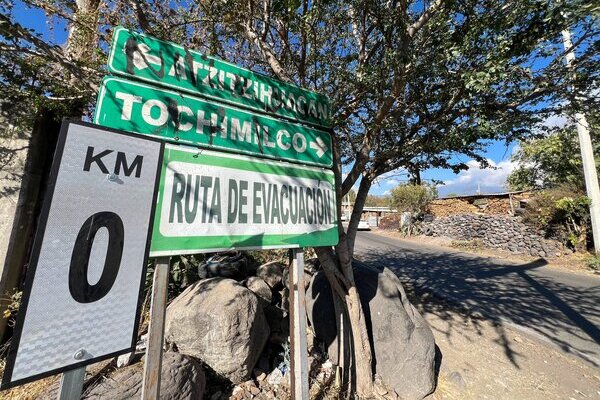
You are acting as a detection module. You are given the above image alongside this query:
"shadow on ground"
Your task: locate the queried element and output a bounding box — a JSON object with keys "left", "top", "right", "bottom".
{"left": 355, "top": 234, "right": 600, "bottom": 368}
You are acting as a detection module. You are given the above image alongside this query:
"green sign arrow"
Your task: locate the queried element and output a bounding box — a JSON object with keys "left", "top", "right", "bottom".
{"left": 107, "top": 26, "right": 331, "bottom": 128}
{"left": 94, "top": 77, "right": 333, "bottom": 167}
{"left": 150, "top": 145, "right": 339, "bottom": 256}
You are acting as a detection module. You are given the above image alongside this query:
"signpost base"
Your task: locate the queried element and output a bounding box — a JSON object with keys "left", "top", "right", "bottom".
{"left": 289, "top": 248, "right": 309, "bottom": 400}
{"left": 58, "top": 367, "right": 85, "bottom": 400}
{"left": 141, "top": 257, "right": 169, "bottom": 400}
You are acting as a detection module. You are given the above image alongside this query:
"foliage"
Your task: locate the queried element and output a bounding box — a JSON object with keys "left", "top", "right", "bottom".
{"left": 364, "top": 194, "right": 391, "bottom": 207}
{"left": 523, "top": 186, "right": 591, "bottom": 251}
{"left": 585, "top": 254, "right": 600, "bottom": 272}
{"left": 247, "top": 249, "right": 290, "bottom": 265}
{"left": 145, "top": 254, "right": 205, "bottom": 301}
{"left": 0, "top": 290, "right": 21, "bottom": 328}
{"left": 508, "top": 117, "right": 600, "bottom": 191}
{"left": 344, "top": 189, "right": 357, "bottom": 203}
{"left": 390, "top": 184, "right": 438, "bottom": 215}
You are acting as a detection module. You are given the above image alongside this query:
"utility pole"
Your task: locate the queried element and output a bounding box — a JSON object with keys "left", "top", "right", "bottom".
{"left": 561, "top": 27, "right": 600, "bottom": 253}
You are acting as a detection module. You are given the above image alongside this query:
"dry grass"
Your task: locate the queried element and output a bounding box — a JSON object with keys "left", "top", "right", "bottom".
{"left": 0, "top": 363, "right": 59, "bottom": 400}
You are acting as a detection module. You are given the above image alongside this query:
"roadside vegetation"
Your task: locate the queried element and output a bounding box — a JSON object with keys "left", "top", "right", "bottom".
{"left": 508, "top": 115, "right": 599, "bottom": 256}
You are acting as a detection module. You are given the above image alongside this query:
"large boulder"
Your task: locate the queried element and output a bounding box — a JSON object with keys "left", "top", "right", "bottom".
{"left": 246, "top": 276, "right": 273, "bottom": 303}
{"left": 306, "top": 265, "right": 436, "bottom": 400}
{"left": 256, "top": 261, "right": 284, "bottom": 289}
{"left": 165, "top": 278, "right": 270, "bottom": 383}
{"left": 38, "top": 352, "right": 205, "bottom": 400}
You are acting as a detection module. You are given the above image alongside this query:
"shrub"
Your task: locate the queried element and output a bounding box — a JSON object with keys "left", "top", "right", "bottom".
{"left": 586, "top": 255, "right": 600, "bottom": 272}
{"left": 390, "top": 183, "right": 437, "bottom": 214}
{"left": 523, "top": 185, "right": 590, "bottom": 252}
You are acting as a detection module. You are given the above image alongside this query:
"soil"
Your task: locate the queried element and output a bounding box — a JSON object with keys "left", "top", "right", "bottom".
{"left": 414, "top": 291, "right": 600, "bottom": 400}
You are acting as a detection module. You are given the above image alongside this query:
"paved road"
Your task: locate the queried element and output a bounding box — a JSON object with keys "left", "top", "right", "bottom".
{"left": 354, "top": 231, "right": 600, "bottom": 367}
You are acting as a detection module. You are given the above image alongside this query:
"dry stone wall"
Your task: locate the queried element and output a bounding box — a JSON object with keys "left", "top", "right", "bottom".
{"left": 424, "top": 214, "right": 562, "bottom": 258}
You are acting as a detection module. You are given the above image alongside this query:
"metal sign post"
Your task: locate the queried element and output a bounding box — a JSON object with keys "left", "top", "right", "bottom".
{"left": 57, "top": 367, "right": 85, "bottom": 400}
{"left": 141, "top": 257, "right": 170, "bottom": 400}
{"left": 289, "top": 248, "right": 309, "bottom": 400}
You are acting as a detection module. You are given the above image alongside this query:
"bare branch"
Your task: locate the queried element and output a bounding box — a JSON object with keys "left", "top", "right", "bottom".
{"left": 341, "top": 65, "right": 410, "bottom": 195}
{"left": 129, "top": 0, "right": 155, "bottom": 34}
{"left": 407, "top": 0, "right": 444, "bottom": 38}
{"left": 243, "top": 21, "right": 293, "bottom": 83}
{"left": 0, "top": 14, "right": 99, "bottom": 93}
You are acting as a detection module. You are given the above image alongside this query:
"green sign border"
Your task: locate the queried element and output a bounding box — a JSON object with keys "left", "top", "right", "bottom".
{"left": 150, "top": 145, "right": 339, "bottom": 256}
{"left": 94, "top": 76, "right": 333, "bottom": 168}
{"left": 107, "top": 26, "right": 331, "bottom": 129}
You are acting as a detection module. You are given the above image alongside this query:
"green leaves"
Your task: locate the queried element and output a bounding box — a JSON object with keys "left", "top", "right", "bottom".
{"left": 389, "top": 183, "right": 438, "bottom": 214}
{"left": 507, "top": 119, "right": 599, "bottom": 191}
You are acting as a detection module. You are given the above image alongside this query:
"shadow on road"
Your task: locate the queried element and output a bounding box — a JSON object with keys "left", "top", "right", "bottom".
{"left": 356, "top": 235, "right": 600, "bottom": 368}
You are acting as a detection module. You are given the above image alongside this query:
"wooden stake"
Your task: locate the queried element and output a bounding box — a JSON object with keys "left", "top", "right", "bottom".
{"left": 289, "top": 248, "right": 309, "bottom": 400}
{"left": 141, "top": 257, "right": 169, "bottom": 400}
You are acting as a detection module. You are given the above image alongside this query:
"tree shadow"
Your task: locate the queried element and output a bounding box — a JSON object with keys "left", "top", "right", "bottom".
{"left": 0, "top": 144, "right": 28, "bottom": 199}
{"left": 355, "top": 233, "right": 600, "bottom": 368}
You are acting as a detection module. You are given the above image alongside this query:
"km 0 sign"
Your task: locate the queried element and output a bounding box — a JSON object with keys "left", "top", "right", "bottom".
{"left": 150, "top": 145, "right": 338, "bottom": 256}
{"left": 108, "top": 27, "right": 331, "bottom": 128}
{"left": 95, "top": 77, "right": 333, "bottom": 167}
{"left": 2, "top": 122, "right": 162, "bottom": 388}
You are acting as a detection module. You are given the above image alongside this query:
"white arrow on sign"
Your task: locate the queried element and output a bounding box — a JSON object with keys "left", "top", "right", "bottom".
{"left": 309, "top": 137, "right": 328, "bottom": 158}
{"left": 132, "top": 43, "right": 163, "bottom": 71}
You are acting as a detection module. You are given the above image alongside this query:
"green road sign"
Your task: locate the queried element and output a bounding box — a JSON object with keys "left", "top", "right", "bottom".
{"left": 107, "top": 27, "right": 331, "bottom": 128}
{"left": 150, "top": 144, "right": 338, "bottom": 256}
{"left": 95, "top": 77, "right": 333, "bottom": 167}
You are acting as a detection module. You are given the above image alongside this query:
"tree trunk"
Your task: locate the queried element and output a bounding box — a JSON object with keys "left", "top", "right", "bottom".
{"left": 65, "top": 0, "right": 101, "bottom": 63}
{"left": 317, "top": 175, "right": 375, "bottom": 397}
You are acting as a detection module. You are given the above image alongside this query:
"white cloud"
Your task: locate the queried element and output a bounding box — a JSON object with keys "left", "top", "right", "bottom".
{"left": 541, "top": 114, "right": 568, "bottom": 129}
{"left": 438, "top": 158, "right": 517, "bottom": 196}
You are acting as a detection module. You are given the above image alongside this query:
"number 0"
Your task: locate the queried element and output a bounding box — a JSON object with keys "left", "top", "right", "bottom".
{"left": 69, "top": 211, "right": 124, "bottom": 303}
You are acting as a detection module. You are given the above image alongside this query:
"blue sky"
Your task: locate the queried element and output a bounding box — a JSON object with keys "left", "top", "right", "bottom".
{"left": 11, "top": 1, "right": 534, "bottom": 198}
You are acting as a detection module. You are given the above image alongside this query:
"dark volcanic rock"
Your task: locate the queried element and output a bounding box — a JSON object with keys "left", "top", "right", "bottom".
{"left": 307, "top": 265, "right": 436, "bottom": 400}
{"left": 83, "top": 352, "right": 205, "bottom": 400}
{"left": 165, "top": 278, "right": 269, "bottom": 383}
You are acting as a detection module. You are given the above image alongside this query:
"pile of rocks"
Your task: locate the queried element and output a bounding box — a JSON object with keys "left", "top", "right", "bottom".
{"left": 66, "top": 251, "right": 436, "bottom": 400}
{"left": 424, "top": 214, "right": 562, "bottom": 258}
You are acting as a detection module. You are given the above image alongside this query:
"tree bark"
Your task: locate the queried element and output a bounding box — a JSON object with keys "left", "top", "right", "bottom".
{"left": 317, "top": 174, "right": 375, "bottom": 397}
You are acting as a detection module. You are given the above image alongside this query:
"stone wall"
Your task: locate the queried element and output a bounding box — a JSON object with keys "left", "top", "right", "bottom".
{"left": 423, "top": 214, "right": 562, "bottom": 258}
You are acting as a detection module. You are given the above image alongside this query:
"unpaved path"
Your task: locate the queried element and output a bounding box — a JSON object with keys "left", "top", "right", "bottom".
{"left": 421, "top": 296, "right": 600, "bottom": 399}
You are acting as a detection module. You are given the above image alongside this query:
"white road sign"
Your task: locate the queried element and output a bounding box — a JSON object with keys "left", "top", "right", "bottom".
{"left": 1, "top": 121, "right": 163, "bottom": 388}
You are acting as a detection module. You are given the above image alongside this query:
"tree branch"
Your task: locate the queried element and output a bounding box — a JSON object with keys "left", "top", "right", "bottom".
{"left": 407, "top": 0, "right": 444, "bottom": 38}
{"left": 129, "top": 0, "right": 155, "bottom": 34}
{"left": 0, "top": 14, "right": 99, "bottom": 93}
{"left": 243, "top": 21, "right": 293, "bottom": 83}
